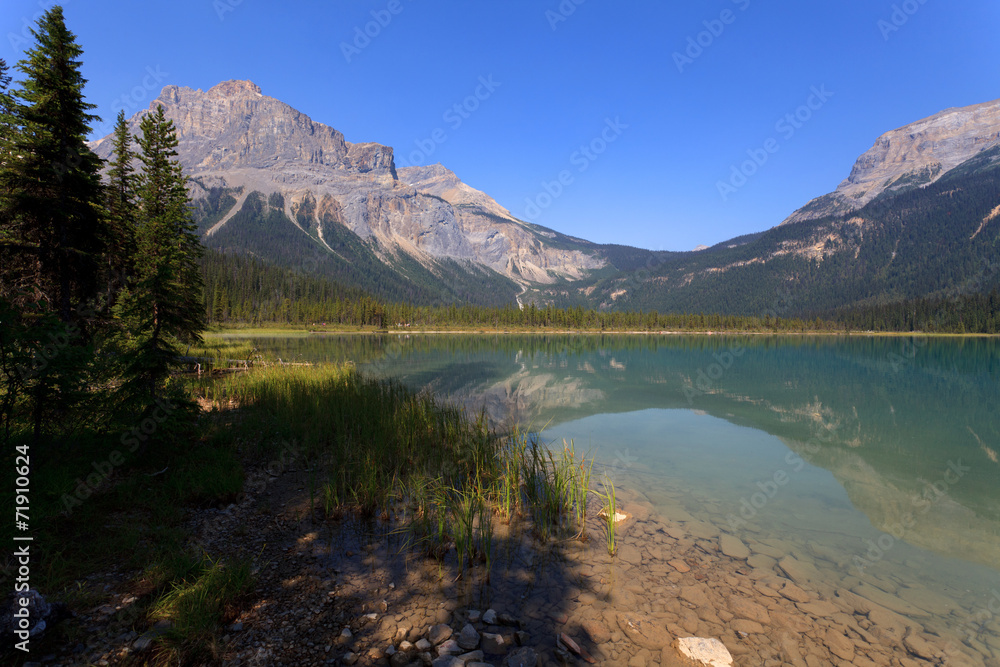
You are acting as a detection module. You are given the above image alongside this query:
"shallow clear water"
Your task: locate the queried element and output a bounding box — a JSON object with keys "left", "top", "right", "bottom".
{"left": 229, "top": 333, "right": 1000, "bottom": 656}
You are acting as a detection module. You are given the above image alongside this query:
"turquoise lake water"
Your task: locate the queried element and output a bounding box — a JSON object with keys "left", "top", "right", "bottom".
{"left": 230, "top": 333, "right": 1000, "bottom": 658}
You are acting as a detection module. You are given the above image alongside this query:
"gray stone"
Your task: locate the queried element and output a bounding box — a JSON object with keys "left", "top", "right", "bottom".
{"left": 481, "top": 631, "right": 507, "bottom": 654}
{"left": 416, "top": 638, "right": 433, "bottom": 651}
{"left": 429, "top": 624, "right": 453, "bottom": 645}
{"left": 457, "top": 623, "right": 480, "bottom": 650}
{"left": 436, "top": 639, "right": 462, "bottom": 656}
{"left": 342, "top": 652, "right": 358, "bottom": 666}
{"left": 390, "top": 650, "right": 412, "bottom": 667}
{"left": 482, "top": 609, "right": 498, "bottom": 625}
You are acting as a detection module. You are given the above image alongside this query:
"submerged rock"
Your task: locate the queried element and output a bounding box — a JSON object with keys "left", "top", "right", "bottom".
{"left": 674, "top": 637, "right": 733, "bottom": 667}
{"left": 457, "top": 623, "right": 480, "bottom": 650}
{"left": 719, "top": 534, "right": 750, "bottom": 560}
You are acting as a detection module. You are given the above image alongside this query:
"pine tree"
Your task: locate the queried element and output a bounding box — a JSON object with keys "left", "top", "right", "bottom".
{"left": 118, "top": 105, "right": 204, "bottom": 405}
{"left": 0, "top": 6, "right": 107, "bottom": 322}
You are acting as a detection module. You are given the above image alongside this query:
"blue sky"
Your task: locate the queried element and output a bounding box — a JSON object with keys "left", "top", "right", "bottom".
{"left": 4, "top": 1, "right": 999, "bottom": 251}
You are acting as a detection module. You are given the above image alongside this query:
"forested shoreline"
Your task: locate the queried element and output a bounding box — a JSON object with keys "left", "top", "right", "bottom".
{"left": 200, "top": 247, "right": 1000, "bottom": 334}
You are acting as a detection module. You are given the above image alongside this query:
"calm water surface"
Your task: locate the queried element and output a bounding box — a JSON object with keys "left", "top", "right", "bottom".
{"left": 229, "top": 333, "right": 1000, "bottom": 655}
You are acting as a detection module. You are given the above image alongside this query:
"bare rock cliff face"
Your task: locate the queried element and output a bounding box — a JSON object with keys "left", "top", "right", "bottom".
{"left": 399, "top": 164, "right": 604, "bottom": 282}
{"left": 782, "top": 98, "right": 1000, "bottom": 225}
{"left": 90, "top": 80, "right": 602, "bottom": 285}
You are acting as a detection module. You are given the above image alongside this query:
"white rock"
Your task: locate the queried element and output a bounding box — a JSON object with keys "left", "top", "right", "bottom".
{"left": 675, "top": 637, "right": 733, "bottom": 667}
{"left": 598, "top": 507, "right": 628, "bottom": 523}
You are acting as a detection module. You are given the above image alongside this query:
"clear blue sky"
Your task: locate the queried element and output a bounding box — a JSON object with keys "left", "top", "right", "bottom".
{"left": 4, "top": 1, "right": 999, "bottom": 251}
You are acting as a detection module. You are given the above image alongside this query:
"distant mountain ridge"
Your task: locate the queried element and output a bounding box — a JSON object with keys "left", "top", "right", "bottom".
{"left": 90, "top": 82, "right": 1000, "bottom": 315}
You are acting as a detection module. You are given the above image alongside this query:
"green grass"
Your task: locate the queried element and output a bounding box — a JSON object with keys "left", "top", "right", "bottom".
{"left": 149, "top": 555, "right": 256, "bottom": 663}
{"left": 5, "top": 357, "right": 598, "bottom": 664}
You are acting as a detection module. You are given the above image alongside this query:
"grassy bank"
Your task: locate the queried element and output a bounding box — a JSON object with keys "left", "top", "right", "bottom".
{"left": 9, "top": 342, "right": 599, "bottom": 664}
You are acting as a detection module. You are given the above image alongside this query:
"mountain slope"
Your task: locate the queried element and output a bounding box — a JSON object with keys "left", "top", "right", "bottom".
{"left": 782, "top": 98, "right": 1000, "bottom": 225}
{"left": 551, "top": 145, "right": 1000, "bottom": 316}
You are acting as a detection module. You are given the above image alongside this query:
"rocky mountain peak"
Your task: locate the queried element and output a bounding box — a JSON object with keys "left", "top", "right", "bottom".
{"left": 782, "top": 97, "right": 1000, "bottom": 225}
{"left": 208, "top": 79, "right": 263, "bottom": 97}
{"left": 93, "top": 80, "right": 395, "bottom": 180}
{"left": 89, "top": 81, "right": 603, "bottom": 287}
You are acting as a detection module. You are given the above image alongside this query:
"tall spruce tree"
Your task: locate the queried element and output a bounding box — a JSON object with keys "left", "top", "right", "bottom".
{"left": 0, "top": 10, "right": 110, "bottom": 447}
{"left": 0, "top": 6, "right": 107, "bottom": 322}
{"left": 119, "top": 104, "right": 204, "bottom": 405}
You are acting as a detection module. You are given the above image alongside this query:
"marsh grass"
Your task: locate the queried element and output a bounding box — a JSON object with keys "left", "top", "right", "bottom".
{"left": 596, "top": 476, "right": 619, "bottom": 556}
{"left": 194, "top": 363, "right": 597, "bottom": 585}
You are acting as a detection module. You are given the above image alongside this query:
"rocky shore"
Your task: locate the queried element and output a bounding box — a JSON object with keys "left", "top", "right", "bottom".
{"left": 51, "top": 464, "right": 997, "bottom": 666}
